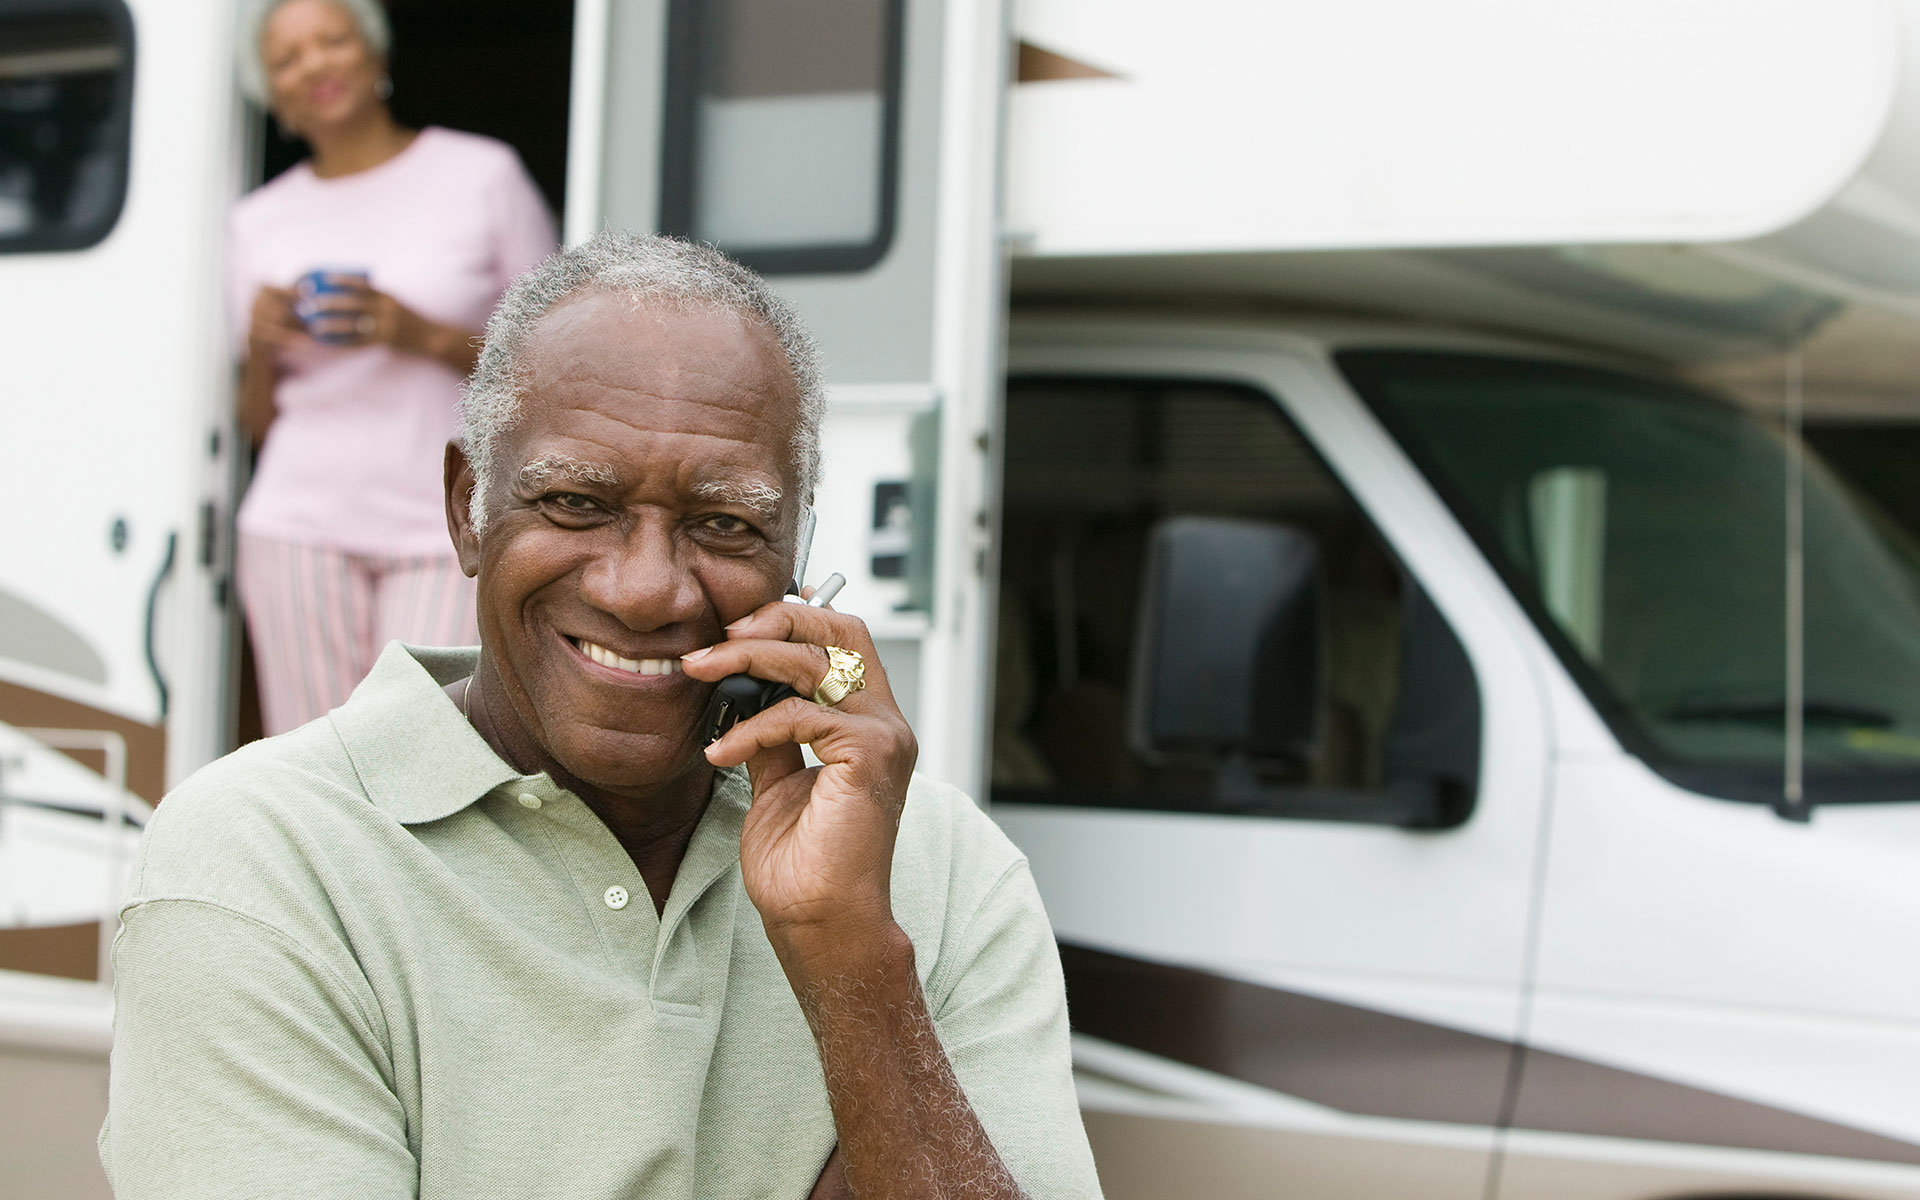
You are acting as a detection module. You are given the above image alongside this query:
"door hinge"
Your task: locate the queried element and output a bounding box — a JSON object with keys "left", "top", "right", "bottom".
{"left": 197, "top": 500, "right": 218, "bottom": 568}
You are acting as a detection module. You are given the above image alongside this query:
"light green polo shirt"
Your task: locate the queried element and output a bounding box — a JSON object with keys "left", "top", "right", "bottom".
{"left": 100, "top": 643, "right": 1102, "bottom": 1199}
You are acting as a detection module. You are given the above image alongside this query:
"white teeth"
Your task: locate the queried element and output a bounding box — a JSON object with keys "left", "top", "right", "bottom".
{"left": 573, "top": 639, "right": 681, "bottom": 677}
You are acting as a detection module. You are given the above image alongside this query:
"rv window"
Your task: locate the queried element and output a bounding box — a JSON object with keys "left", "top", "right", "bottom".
{"left": 0, "top": 0, "right": 133, "bottom": 254}
{"left": 1343, "top": 349, "right": 1920, "bottom": 807}
{"left": 1805, "top": 422, "right": 1920, "bottom": 547}
{"left": 992, "top": 378, "right": 1482, "bottom": 824}
{"left": 659, "top": 0, "right": 903, "bottom": 273}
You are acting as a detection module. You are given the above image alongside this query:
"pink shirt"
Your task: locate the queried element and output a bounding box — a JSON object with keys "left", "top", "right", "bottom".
{"left": 227, "top": 127, "right": 557, "bottom": 556}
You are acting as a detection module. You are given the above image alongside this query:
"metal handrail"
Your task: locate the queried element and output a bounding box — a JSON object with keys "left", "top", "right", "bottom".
{"left": 16, "top": 728, "right": 131, "bottom": 986}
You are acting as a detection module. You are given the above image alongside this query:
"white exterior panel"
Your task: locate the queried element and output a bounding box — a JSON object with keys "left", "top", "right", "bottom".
{"left": 1008, "top": 0, "right": 1899, "bottom": 255}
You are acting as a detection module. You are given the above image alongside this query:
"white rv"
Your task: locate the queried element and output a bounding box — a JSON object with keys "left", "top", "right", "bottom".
{"left": 4, "top": 1, "right": 1920, "bottom": 1198}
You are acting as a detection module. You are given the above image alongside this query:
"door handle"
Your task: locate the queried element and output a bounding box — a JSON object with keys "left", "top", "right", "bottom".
{"left": 144, "top": 532, "right": 176, "bottom": 718}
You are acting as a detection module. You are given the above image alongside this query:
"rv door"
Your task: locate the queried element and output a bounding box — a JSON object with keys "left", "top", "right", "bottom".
{"left": 0, "top": 0, "right": 235, "bottom": 813}
{"left": 569, "top": 0, "right": 1010, "bottom": 796}
{"left": 0, "top": 3, "right": 236, "bottom": 1191}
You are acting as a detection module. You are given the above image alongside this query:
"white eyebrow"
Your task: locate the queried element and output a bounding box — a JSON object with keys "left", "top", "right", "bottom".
{"left": 693, "top": 478, "right": 783, "bottom": 518}
{"left": 518, "top": 453, "right": 622, "bottom": 491}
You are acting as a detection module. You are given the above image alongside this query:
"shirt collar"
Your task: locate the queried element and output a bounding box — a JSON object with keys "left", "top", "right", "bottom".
{"left": 330, "top": 643, "right": 754, "bottom": 834}
{"left": 329, "top": 643, "right": 519, "bottom": 824}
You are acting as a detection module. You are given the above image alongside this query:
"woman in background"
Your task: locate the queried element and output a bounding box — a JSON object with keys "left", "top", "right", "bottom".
{"left": 231, "top": 0, "right": 557, "bottom": 735}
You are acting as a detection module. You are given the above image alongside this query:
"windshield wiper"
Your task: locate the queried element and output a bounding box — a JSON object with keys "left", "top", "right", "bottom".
{"left": 1658, "top": 699, "right": 1894, "bottom": 728}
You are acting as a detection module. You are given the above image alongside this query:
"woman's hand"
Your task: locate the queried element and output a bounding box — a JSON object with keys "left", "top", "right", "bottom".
{"left": 297, "top": 275, "right": 481, "bottom": 373}
{"left": 684, "top": 599, "right": 917, "bottom": 966}
{"left": 239, "top": 285, "right": 306, "bottom": 443}
{"left": 247, "top": 285, "right": 308, "bottom": 355}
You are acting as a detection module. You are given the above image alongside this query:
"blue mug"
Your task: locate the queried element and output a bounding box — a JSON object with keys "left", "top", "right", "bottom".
{"left": 293, "top": 268, "right": 370, "bottom": 344}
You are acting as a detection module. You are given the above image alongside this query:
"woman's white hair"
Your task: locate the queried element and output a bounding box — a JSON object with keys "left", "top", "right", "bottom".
{"left": 461, "top": 232, "right": 826, "bottom": 536}
{"left": 235, "top": 0, "right": 392, "bottom": 108}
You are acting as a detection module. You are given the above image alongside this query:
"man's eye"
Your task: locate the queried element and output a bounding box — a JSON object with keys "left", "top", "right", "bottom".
{"left": 540, "top": 493, "right": 603, "bottom": 520}
{"left": 694, "top": 514, "right": 763, "bottom": 547}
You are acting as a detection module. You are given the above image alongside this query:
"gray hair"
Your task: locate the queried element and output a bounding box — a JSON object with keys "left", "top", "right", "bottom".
{"left": 461, "top": 231, "right": 825, "bottom": 536}
{"left": 236, "top": 0, "right": 393, "bottom": 108}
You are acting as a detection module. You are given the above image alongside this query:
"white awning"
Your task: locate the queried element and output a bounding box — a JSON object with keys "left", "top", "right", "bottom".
{"left": 1009, "top": 0, "right": 1906, "bottom": 256}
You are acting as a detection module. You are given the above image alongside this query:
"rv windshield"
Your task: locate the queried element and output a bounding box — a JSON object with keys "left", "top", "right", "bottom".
{"left": 1340, "top": 350, "right": 1920, "bottom": 806}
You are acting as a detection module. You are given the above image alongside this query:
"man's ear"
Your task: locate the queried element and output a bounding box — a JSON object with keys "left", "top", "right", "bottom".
{"left": 444, "top": 440, "right": 482, "bottom": 577}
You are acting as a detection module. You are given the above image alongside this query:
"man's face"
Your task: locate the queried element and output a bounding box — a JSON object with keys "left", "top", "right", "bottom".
{"left": 456, "top": 291, "right": 801, "bottom": 793}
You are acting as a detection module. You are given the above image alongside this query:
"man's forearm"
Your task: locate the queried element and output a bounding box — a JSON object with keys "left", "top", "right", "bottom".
{"left": 776, "top": 922, "right": 1027, "bottom": 1200}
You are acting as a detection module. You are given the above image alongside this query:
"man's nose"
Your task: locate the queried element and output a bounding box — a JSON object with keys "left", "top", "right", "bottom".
{"left": 578, "top": 515, "right": 704, "bottom": 631}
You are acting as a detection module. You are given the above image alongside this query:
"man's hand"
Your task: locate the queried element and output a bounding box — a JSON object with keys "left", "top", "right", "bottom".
{"left": 687, "top": 598, "right": 916, "bottom": 954}
{"left": 685, "top": 601, "right": 1026, "bottom": 1199}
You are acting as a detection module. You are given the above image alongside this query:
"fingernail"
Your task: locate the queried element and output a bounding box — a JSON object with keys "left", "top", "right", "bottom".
{"left": 725, "top": 616, "right": 752, "bottom": 631}
{"left": 682, "top": 647, "right": 711, "bottom": 662}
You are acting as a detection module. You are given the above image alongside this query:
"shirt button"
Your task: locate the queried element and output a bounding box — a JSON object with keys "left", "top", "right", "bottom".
{"left": 516, "top": 792, "right": 542, "bottom": 810}
{"left": 603, "top": 885, "right": 630, "bottom": 910}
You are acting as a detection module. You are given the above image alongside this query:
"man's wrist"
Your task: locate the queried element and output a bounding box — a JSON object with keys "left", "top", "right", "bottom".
{"left": 768, "top": 912, "right": 914, "bottom": 992}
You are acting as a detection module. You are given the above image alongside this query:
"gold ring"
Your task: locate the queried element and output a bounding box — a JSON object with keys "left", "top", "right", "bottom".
{"left": 811, "top": 646, "right": 866, "bottom": 706}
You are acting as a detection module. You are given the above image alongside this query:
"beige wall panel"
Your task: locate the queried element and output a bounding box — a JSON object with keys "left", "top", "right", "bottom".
{"left": 1083, "top": 1109, "right": 1488, "bottom": 1200}
{"left": 1, "top": 1045, "right": 111, "bottom": 1200}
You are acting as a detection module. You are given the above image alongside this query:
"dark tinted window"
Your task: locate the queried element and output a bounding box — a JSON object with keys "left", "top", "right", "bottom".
{"left": 0, "top": 0, "right": 134, "bottom": 254}
{"left": 1343, "top": 350, "right": 1920, "bottom": 806}
{"left": 992, "top": 377, "right": 1481, "bottom": 826}
{"left": 1805, "top": 422, "right": 1920, "bottom": 547}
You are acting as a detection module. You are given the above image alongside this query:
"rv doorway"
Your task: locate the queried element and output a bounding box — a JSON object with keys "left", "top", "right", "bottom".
{"left": 255, "top": 0, "right": 572, "bottom": 210}
{"left": 236, "top": 0, "right": 573, "bottom": 745}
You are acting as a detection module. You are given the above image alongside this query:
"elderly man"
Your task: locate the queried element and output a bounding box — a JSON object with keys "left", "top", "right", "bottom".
{"left": 100, "top": 233, "right": 1102, "bottom": 1199}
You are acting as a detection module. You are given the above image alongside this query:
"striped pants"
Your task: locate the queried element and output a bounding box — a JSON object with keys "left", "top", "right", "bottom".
{"left": 237, "top": 533, "right": 477, "bottom": 735}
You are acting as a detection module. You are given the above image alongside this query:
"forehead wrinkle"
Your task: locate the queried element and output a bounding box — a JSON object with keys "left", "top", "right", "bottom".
{"left": 553, "top": 367, "right": 788, "bottom": 419}
{"left": 548, "top": 373, "right": 787, "bottom": 443}
{"left": 531, "top": 321, "right": 794, "bottom": 416}
{"left": 551, "top": 390, "right": 784, "bottom": 452}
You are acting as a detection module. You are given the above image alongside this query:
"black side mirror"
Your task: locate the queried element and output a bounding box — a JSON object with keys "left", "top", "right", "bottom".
{"left": 1129, "top": 516, "right": 1322, "bottom": 767}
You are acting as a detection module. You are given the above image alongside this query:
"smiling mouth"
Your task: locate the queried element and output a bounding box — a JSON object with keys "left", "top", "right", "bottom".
{"left": 570, "top": 637, "right": 684, "bottom": 677}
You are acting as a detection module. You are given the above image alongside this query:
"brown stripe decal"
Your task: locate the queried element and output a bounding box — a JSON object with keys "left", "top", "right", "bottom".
{"left": 1062, "top": 943, "right": 1512, "bottom": 1126}
{"left": 1509, "top": 1043, "right": 1920, "bottom": 1167}
{"left": 0, "top": 921, "right": 101, "bottom": 981}
{"left": 0, "top": 679, "right": 166, "bottom": 804}
{"left": 1060, "top": 943, "right": 1920, "bottom": 1168}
